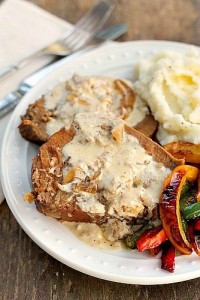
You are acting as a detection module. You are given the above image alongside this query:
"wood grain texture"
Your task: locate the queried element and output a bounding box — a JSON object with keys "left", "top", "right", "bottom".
{"left": 29, "top": 0, "right": 200, "bottom": 45}
{"left": 2, "top": 0, "right": 200, "bottom": 299}
{"left": 2, "top": 202, "right": 200, "bottom": 300}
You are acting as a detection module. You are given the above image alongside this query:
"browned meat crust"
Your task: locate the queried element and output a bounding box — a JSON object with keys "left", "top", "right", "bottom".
{"left": 18, "top": 98, "right": 50, "bottom": 144}
{"left": 133, "top": 113, "right": 158, "bottom": 138}
{"left": 31, "top": 128, "right": 105, "bottom": 223}
{"left": 18, "top": 77, "right": 156, "bottom": 144}
{"left": 124, "top": 125, "right": 184, "bottom": 169}
{"left": 29, "top": 125, "right": 183, "bottom": 223}
{"left": 19, "top": 98, "right": 158, "bottom": 144}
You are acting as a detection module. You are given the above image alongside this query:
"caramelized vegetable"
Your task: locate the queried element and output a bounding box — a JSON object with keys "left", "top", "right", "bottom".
{"left": 149, "top": 245, "right": 161, "bottom": 256}
{"left": 188, "top": 222, "right": 200, "bottom": 256}
{"left": 160, "top": 165, "right": 199, "bottom": 255}
{"left": 180, "top": 181, "right": 197, "bottom": 211}
{"left": 164, "top": 142, "right": 200, "bottom": 163}
{"left": 194, "top": 219, "right": 200, "bottom": 231}
{"left": 197, "top": 172, "right": 200, "bottom": 202}
{"left": 125, "top": 223, "right": 152, "bottom": 249}
{"left": 183, "top": 202, "right": 200, "bottom": 220}
{"left": 136, "top": 226, "right": 167, "bottom": 252}
{"left": 181, "top": 217, "right": 188, "bottom": 236}
{"left": 161, "top": 242, "right": 175, "bottom": 273}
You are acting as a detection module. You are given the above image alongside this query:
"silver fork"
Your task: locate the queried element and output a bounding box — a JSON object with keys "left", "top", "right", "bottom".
{"left": 0, "top": 0, "right": 114, "bottom": 81}
{"left": 0, "top": 23, "right": 128, "bottom": 118}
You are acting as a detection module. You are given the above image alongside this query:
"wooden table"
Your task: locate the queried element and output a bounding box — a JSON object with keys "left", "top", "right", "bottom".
{"left": 1, "top": 1, "right": 200, "bottom": 299}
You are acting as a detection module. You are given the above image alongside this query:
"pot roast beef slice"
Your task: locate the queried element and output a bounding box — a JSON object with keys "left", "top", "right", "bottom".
{"left": 30, "top": 125, "right": 183, "bottom": 223}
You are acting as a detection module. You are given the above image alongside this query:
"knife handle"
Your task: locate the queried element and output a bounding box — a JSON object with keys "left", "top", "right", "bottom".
{"left": 0, "top": 51, "right": 43, "bottom": 83}
{"left": 0, "top": 83, "right": 31, "bottom": 117}
{"left": 0, "top": 24, "right": 128, "bottom": 117}
{"left": 0, "top": 92, "right": 21, "bottom": 117}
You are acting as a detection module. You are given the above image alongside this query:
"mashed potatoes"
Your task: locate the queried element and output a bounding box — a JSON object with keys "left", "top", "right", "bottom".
{"left": 134, "top": 50, "right": 200, "bottom": 145}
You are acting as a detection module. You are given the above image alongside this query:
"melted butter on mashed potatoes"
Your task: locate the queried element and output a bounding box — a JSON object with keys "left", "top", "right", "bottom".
{"left": 134, "top": 50, "right": 200, "bottom": 145}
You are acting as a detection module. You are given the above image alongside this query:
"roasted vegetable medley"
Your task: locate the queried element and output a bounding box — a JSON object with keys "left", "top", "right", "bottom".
{"left": 125, "top": 165, "right": 200, "bottom": 273}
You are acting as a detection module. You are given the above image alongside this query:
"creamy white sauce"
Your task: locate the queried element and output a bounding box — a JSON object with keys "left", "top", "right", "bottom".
{"left": 45, "top": 82, "right": 67, "bottom": 110}
{"left": 58, "top": 112, "right": 171, "bottom": 222}
{"left": 134, "top": 50, "right": 200, "bottom": 145}
{"left": 44, "top": 75, "right": 147, "bottom": 136}
{"left": 63, "top": 221, "right": 126, "bottom": 250}
{"left": 125, "top": 95, "right": 148, "bottom": 126}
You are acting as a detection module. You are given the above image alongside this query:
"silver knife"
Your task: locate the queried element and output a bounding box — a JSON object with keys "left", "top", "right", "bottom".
{"left": 0, "top": 24, "right": 128, "bottom": 117}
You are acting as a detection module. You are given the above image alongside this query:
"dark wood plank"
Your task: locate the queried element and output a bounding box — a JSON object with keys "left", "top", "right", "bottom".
{"left": 32, "top": 0, "right": 200, "bottom": 46}
{"left": 2, "top": 200, "right": 200, "bottom": 300}
{"left": 2, "top": 0, "right": 200, "bottom": 299}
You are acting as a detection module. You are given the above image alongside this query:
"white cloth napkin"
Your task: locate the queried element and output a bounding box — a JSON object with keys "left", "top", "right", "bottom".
{"left": 0, "top": 0, "right": 74, "bottom": 203}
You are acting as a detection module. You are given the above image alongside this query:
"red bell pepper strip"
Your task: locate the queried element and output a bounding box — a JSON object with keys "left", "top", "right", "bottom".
{"left": 194, "top": 219, "right": 200, "bottom": 231}
{"left": 188, "top": 222, "right": 200, "bottom": 256}
{"left": 197, "top": 172, "right": 200, "bottom": 202}
{"left": 160, "top": 165, "right": 198, "bottom": 255}
{"left": 161, "top": 242, "right": 175, "bottom": 273}
{"left": 136, "top": 226, "right": 167, "bottom": 252}
{"left": 149, "top": 245, "right": 161, "bottom": 257}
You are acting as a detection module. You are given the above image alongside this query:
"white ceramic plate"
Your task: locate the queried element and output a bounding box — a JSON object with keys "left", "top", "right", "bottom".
{"left": 2, "top": 41, "right": 200, "bottom": 285}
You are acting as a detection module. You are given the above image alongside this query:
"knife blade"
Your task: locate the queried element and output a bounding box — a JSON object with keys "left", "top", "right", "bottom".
{"left": 0, "top": 23, "right": 128, "bottom": 117}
